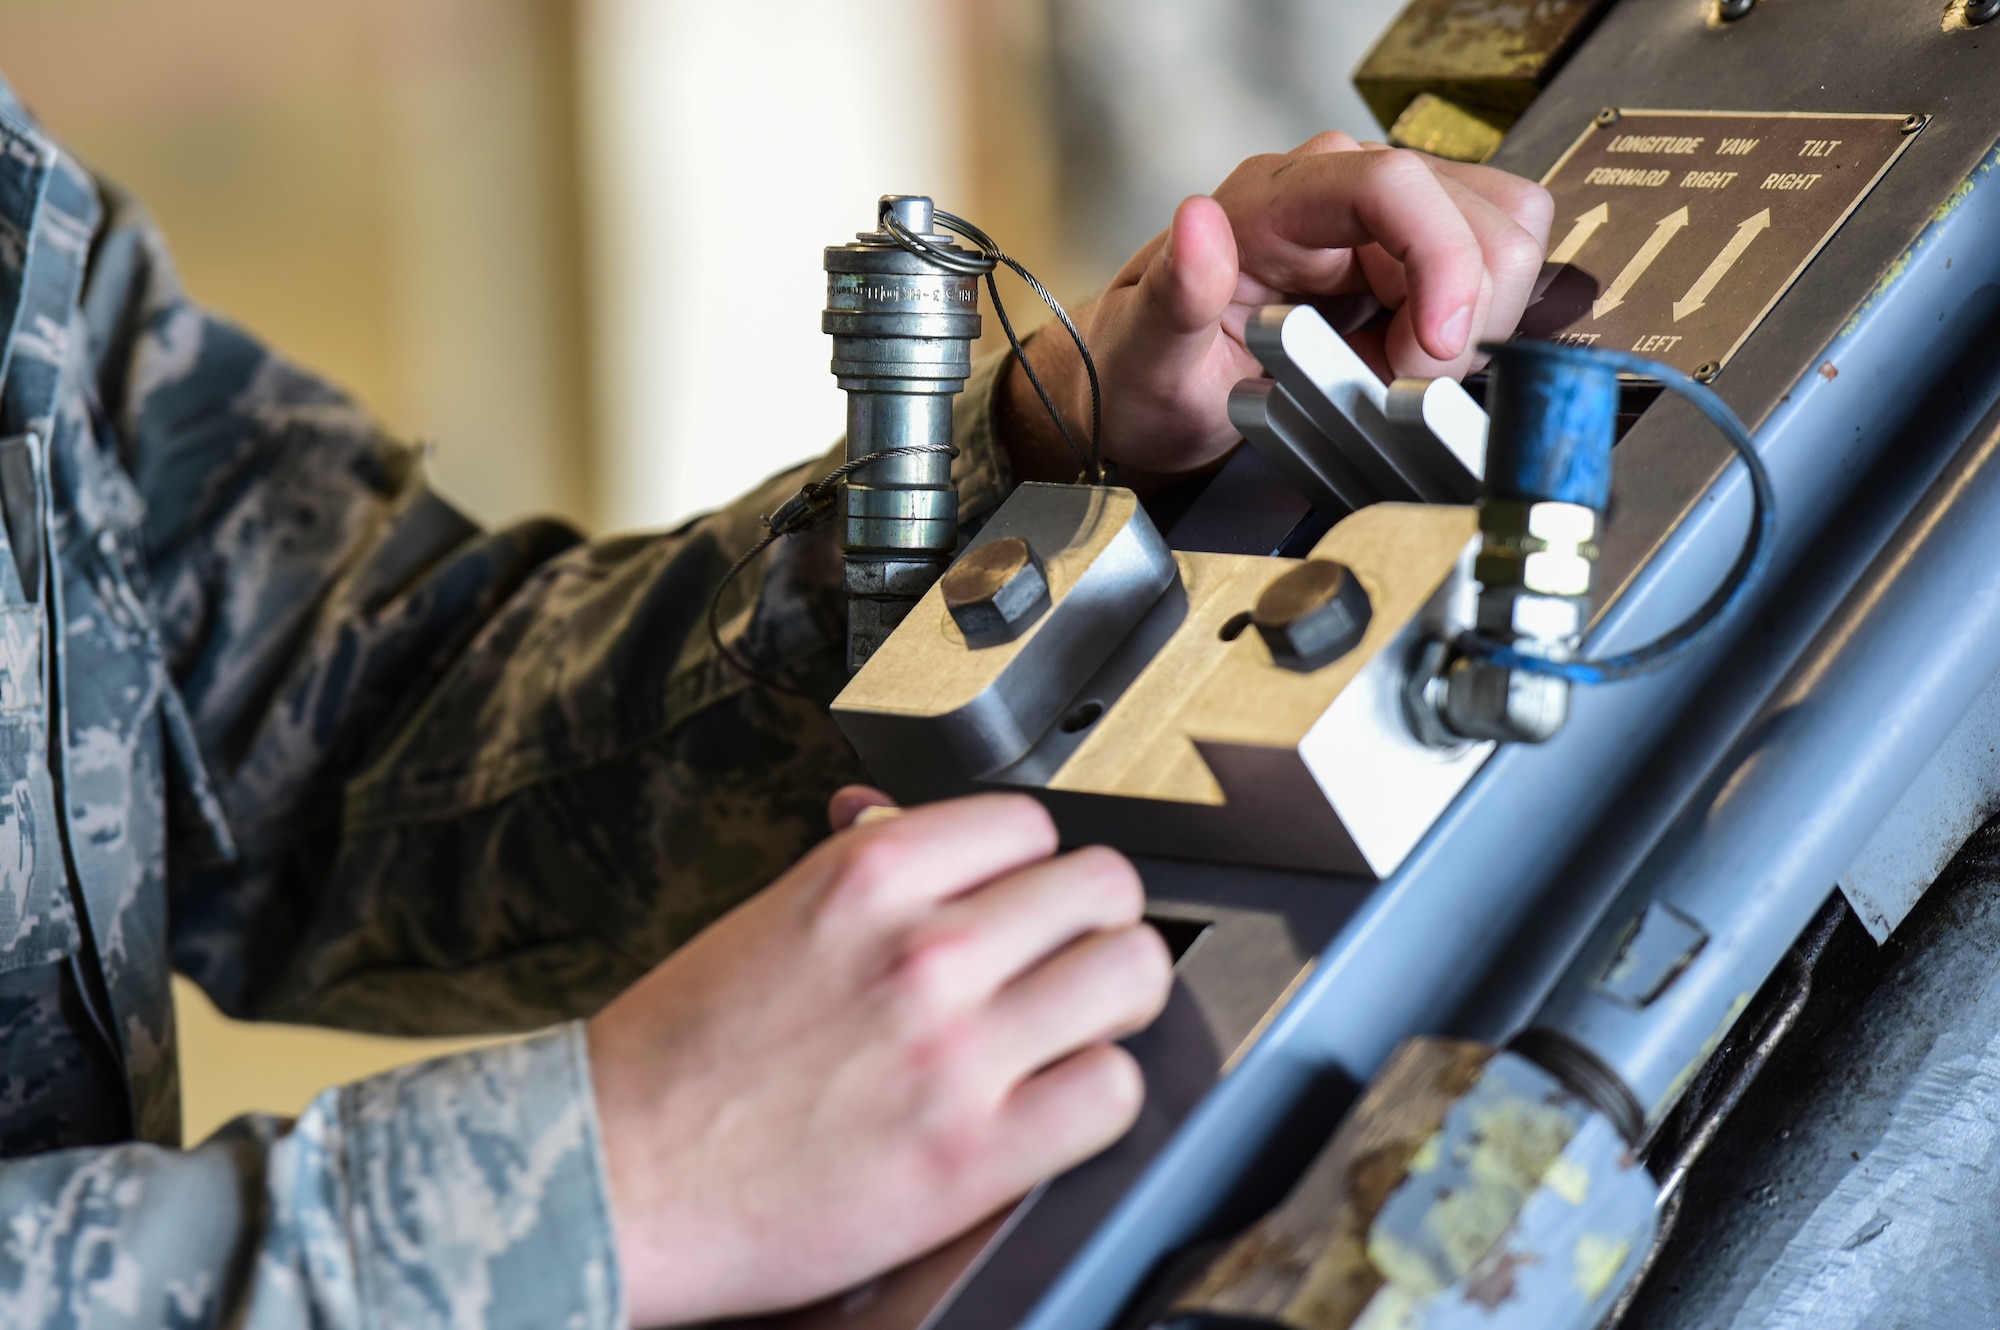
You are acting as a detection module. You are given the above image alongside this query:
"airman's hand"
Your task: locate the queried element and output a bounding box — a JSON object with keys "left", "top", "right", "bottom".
{"left": 588, "top": 790, "right": 1170, "bottom": 1326}
{"left": 1000, "top": 134, "right": 1553, "bottom": 492}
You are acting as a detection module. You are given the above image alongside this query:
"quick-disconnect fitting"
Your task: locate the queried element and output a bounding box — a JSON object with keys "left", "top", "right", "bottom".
{"left": 824, "top": 195, "right": 983, "bottom": 672}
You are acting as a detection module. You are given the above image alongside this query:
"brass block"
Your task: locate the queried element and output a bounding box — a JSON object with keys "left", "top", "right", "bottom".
{"left": 1353, "top": 0, "right": 1614, "bottom": 131}
{"left": 1387, "top": 93, "right": 1511, "bottom": 164}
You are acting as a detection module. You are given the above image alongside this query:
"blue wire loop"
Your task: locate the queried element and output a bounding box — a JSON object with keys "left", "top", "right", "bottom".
{"left": 1457, "top": 346, "right": 1778, "bottom": 685}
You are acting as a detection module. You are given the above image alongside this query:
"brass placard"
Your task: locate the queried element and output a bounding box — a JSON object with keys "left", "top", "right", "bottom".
{"left": 1516, "top": 110, "right": 1920, "bottom": 375}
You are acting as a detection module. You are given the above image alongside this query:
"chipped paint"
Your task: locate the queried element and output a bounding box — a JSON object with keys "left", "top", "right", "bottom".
{"left": 1369, "top": 1058, "right": 1584, "bottom": 1293}
{"left": 1573, "top": 1232, "right": 1632, "bottom": 1302}
{"left": 1342, "top": 1056, "right": 1659, "bottom": 1327}
{"left": 1463, "top": 1246, "right": 1539, "bottom": 1310}
{"left": 1840, "top": 150, "right": 2000, "bottom": 339}
{"left": 1464, "top": 1095, "right": 1575, "bottom": 1192}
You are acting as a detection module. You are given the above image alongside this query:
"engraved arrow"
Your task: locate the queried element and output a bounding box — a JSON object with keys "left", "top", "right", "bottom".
{"left": 1592, "top": 205, "right": 1690, "bottom": 320}
{"left": 1548, "top": 202, "right": 1610, "bottom": 265}
{"left": 1671, "top": 208, "right": 1773, "bottom": 322}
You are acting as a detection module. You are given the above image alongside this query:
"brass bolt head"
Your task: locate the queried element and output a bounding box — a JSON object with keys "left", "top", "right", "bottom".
{"left": 942, "top": 536, "right": 1049, "bottom": 643}
{"left": 1253, "top": 560, "right": 1372, "bottom": 672}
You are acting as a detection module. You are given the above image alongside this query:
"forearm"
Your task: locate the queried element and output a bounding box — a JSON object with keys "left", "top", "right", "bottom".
{"left": 0, "top": 1026, "right": 619, "bottom": 1329}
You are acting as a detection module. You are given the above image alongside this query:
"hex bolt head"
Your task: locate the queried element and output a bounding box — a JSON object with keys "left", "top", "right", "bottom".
{"left": 1253, "top": 560, "right": 1373, "bottom": 672}
{"left": 942, "top": 536, "right": 1050, "bottom": 644}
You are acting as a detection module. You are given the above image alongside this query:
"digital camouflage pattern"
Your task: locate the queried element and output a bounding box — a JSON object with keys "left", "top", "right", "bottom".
{"left": 0, "top": 75, "right": 1015, "bottom": 1328}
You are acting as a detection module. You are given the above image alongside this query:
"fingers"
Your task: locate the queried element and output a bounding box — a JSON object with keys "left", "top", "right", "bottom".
{"left": 1427, "top": 156, "right": 1556, "bottom": 249}
{"left": 1229, "top": 147, "right": 1486, "bottom": 360}
{"left": 984, "top": 923, "right": 1173, "bottom": 1076}
{"left": 1217, "top": 137, "right": 1553, "bottom": 373}
{"left": 987, "top": 1043, "right": 1146, "bottom": 1189}
{"left": 889, "top": 846, "right": 1146, "bottom": 1016}
{"left": 817, "top": 792, "right": 1060, "bottom": 922}
{"left": 1383, "top": 172, "right": 1542, "bottom": 378}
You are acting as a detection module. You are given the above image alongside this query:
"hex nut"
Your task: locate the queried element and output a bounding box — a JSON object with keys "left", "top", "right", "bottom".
{"left": 942, "top": 536, "right": 1050, "bottom": 644}
{"left": 1477, "top": 499, "right": 1597, "bottom": 545}
{"left": 1475, "top": 591, "right": 1584, "bottom": 641}
{"left": 1442, "top": 655, "right": 1571, "bottom": 744}
{"left": 1402, "top": 635, "right": 1464, "bottom": 750}
{"left": 1474, "top": 500, "right": 1599, "bottom": 596}
{"left": 1252, "top": 560, "right": 1372, "bottom": 672}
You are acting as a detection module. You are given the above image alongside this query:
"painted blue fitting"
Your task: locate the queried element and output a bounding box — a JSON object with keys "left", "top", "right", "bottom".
{"left": 1481, "top": 341, "right": 1619, "bottom": 511}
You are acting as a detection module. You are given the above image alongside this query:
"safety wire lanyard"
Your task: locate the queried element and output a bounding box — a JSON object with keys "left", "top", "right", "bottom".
{"left": 883, "top": 208, "right": 1106, "bottom": 487}
{"left": 705, "top": 210, "right": 1106, "bottom": 693}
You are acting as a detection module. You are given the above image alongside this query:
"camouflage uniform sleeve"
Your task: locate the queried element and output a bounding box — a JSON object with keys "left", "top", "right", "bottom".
{"left": 81, "top": 182, "right": 1015, "bottom": 1035}
{"left": 0, "top": 1023, "right": 622, "bottom": 1329}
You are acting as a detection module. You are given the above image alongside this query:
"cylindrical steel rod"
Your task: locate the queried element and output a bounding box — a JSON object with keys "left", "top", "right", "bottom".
{"left": 1523, "top": 402, "right": 2000, "bottom": 1135}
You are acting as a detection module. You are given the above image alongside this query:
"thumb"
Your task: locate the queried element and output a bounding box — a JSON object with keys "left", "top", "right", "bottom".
{"left": 1088, "top": 195, "right": 1246, "bottom": 480}
{"left": 1129, "top": 195, "right": 1239, "bottom": 345}
{"left": 828, "top": 785, "right": 897, "bottom": 832}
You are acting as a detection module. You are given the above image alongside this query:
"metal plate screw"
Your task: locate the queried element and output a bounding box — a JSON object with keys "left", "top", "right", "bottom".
{"left": 1718, "top": 0, "right": 1755, "bottom": 19}
{"left": 1693, "top": 361, "right": 1722, "bottom": 383}
{"left": 1969, "top": 0, "right": 2000, "bottom": 24}
{"left": 1902, "top": 114, "right": 1927, "bottom": 134}
{"left": 1594, "top": 107, "right": 1621, "bottom": 128}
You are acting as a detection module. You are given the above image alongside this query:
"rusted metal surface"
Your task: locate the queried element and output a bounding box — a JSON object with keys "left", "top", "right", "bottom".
{"left": 1352, "top": 0, "right": 1615, "bottom": 131}
{"left": 1166, "top": 1041, "right": 1655, "bottom": 1328}
{"left": 1168, "top": 1038, "right": 1493, "bottom": 1323}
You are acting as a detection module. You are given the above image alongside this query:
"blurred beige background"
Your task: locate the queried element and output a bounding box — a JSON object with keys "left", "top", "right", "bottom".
{"left": 0, "top": 0, "right": 1399, "bottom": 1141}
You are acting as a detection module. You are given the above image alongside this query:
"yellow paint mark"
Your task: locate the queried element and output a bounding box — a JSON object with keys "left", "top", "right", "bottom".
{"left": 1392, "top": 1092, "right": 1578, "bottom": 1281}
{"left": 1408, "top": 1132, "right": 1442, "bottom": 1176}
{"left": 1935, "top": 177, "right": 1977, "bottom": 223}
{"left": 1369, "top": 1229, "right": 1448, "bottom": 1299}
{"left": 1573, "top": 1233, "right": 1632, "bottom": 1302}
{"left": 1465, "top": 1096, "right": 1574, "bottom": 1193}
{"left": 1421, "top": 1181, "right": 1522, "bottom": 1280}
{"left": 1843, "top": 250, "right": 1915, "bottom": 339}
{"left": 1546, "top": 1154, "right": 1591, "bottom": 1207}
{"left": 1840, "top": 152, "right": 2000, "bottom": 340}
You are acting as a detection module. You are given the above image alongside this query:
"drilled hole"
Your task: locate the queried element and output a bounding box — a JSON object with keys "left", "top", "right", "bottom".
{"left": 1145, "top": 916, "right": 1213, "bottom": 967}
{"left": 1060, "top": 700, "right": 1104, "bottom": 733}
{"left": 1218, "top": 611, "right": 1253, "bottom": 642}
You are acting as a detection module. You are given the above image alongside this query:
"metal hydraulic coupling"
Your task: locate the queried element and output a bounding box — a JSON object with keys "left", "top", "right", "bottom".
{"left": 1405, "top": 340, "right": 1773, "bottom": 748}
{"left": 825, "top": 195, "right": 982, "bottom": 672}
{"left": 1410, "top": 341, "right": 1611, "bottom": 745}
